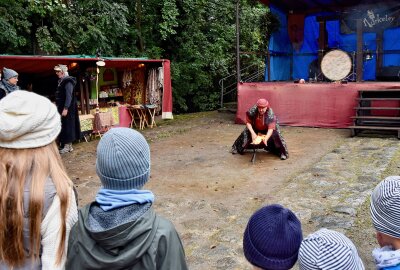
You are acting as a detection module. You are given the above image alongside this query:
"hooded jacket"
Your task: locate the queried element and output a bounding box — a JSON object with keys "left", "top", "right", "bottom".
{"left": 66, "top": 203, "right": 188, "bottom": 270}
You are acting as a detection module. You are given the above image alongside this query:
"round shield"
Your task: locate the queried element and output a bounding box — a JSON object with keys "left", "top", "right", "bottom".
{"left": 321, "top": 49, "right": 352, "bottom": 81}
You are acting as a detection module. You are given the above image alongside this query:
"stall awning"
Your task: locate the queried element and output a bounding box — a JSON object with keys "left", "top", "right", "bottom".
{"left": 0, "top": 55, "right": 164, "bottom": 75}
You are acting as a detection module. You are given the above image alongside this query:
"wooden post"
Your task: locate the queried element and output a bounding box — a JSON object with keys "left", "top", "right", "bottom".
{"left": 267, "top": 50, "right": 271, "bottom": 82}
{"left": 78, "top": 75, "right": 86, "bottom": 114}
{"left": 235, "top": 0, "right": 241, "bottom": 82}
{"left": 318, "top": 20, "right": 326, "bottom": 69}
{"left": 315, "top": 20, "right": 327, "bottom": 81}
{"left": 356, "top": 19, "right": 363, "bottom": 82}
{"left": 376, "top": 30, "right": 383, "bottom": 76}
{"left": 84, "top": 77, "right": 90, "bottom": 114}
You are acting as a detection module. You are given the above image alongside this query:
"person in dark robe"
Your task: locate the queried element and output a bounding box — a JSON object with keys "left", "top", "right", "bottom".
{"left": 231, "top": 98, "right": 289, "bottom": 160}
{"left": 54, "top": 64, "right": 81, "bottom": 154}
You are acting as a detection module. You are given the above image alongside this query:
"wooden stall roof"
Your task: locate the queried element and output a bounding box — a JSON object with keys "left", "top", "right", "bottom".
{"left": 0, "top": 55, "right": 167, "bottom": 76}
{"left": 259, "top": 0, "right": 399, "bottom": 13}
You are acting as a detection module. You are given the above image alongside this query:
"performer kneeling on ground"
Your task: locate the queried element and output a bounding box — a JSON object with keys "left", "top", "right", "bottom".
{"left": 231, "top": 98, "right": 289, "bottom": 160}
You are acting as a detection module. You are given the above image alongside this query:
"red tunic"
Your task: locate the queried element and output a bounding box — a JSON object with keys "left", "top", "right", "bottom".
{"left": 246, "top": 110, "right": 276, "bottom": 132}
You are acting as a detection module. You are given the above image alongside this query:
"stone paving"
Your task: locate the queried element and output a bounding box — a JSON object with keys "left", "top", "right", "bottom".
{"left": 279, "top": 136, "right": 398, "bottom": 228}
{"left": 267, "top": 135, "right": 400, "bottom": 269}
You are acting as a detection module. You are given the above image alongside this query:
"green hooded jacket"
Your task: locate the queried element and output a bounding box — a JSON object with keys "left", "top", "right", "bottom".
{"left": 66, "top": 203, "right": 188, "bottom": 270}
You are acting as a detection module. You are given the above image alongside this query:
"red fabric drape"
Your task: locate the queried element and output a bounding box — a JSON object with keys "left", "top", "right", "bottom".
{"left": 236, "top": 82, "right": 400, "bottom": 128}
{"left": 288, "top": 14, "right": 305, "bottom": 52}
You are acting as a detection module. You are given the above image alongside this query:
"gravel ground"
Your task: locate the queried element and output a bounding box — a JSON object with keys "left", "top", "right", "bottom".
{"left": 63, "top": 111, "right": 400, "bottom": 269}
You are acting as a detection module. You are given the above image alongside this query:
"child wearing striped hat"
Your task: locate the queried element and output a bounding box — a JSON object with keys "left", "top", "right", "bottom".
{"left": 370, "top": 176, "right": 400, "bottom": 270}
{"left": 298, "top": 228, "right": 364, "bottom": 270}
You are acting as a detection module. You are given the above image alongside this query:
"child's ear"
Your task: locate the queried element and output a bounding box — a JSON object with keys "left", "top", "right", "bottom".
{"left": 376, "top": 231, "right": 390, "bottom": 247}
{"left": 376, "top": 231, "right": 384, "bottom": 247}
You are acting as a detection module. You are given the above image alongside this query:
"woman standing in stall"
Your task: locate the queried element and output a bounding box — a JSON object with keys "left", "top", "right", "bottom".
{"left": 54, "top": 64, "right": 81, "bottom": 154}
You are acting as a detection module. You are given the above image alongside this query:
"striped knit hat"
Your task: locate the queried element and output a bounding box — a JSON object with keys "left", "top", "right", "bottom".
{"left": 370, "top": 176, "right": 400, "bottom": 239}
{"left": 243, "top": 204, "right": 303, "bottom": 270}
{"left": 96, "top": 128, "right": 150, "bottom": 190}
{"left": 298, "top": 228, "right": 364, "bottom": 270}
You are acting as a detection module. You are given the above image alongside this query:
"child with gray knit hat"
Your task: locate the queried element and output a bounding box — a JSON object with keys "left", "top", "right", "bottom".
{"left": 66, "top": 127, "right": 188, "bottom": 270}
{"left": 370, "top": 176, "right": 400, "bottom": 270}
{"left": 0, "top": 67, "right": 20, "bottom": 100}
{"left": 298, "top": 228, "right": 365, "bottom": 270}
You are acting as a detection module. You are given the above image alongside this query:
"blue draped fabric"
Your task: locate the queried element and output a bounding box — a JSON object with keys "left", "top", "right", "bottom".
{"left": 266, "top": 6, "right": 291, "bottom": 81}
{"left": 293, "top": 16, "right": 319, "bottom": 80}
{"left": 383, "top": 27, "right": 400, "bottom": 67}
{"left": 267, "top": 7, "right": 400, "bottom": 81}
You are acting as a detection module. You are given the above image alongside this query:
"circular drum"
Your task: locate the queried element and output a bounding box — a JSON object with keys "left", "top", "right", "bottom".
{"left": 320, "top": 49, "right": 352, "bottom": 81}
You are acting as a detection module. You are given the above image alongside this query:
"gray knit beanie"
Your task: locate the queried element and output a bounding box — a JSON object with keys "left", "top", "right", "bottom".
{"left": 3, "top": 67, "right": 18, "bottom": 80}
{"left": 96, "top": 127, "right": 151, "bottom": 190}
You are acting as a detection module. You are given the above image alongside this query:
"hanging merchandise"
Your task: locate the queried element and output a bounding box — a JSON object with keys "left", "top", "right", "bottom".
{"left": 132, "top": 70, "right": 145, "bottom": 105}
{"left": 146, "top": 68, "right": 161, "bottom": 113}
{"left": 122, "top": 69, "right": 132, "bottom": 88}
{"left": 122, "top": 69, "right": 133, "bottom": 104}
{"left": 157, "top": 67, "right": 164, "bottom": 114}
{"left": 157, "top": 67, "right": 164, "bottom": 89}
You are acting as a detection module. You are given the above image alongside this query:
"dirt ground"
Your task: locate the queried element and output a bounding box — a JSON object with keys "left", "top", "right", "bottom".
{"left": 62, "top": 111, "right": 384, "bottom": 269}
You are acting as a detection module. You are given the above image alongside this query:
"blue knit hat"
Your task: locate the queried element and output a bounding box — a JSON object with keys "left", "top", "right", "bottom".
{"left": 243, "top": 204, "right": 303, "bottom": 270}
{"left": 2, "top": 67, "right": 18, "bottom": 80}
{"left": 96, "top": 128, "right": 150, "bottom": 190}
{"left": 298, "top": 228, "right": 364, "bottom": 270}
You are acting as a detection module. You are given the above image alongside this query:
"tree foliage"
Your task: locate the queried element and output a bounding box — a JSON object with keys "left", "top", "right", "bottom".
{"left": 0, "top": 0, "right": 279, "bottom": 113}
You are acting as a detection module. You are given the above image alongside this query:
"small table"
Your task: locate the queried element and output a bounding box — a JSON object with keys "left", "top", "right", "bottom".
{"left": 145, "top": 104, "right": 158, "bottom": 128}
{"left": 128, "top": 105, "right": 148, "bottom": 130}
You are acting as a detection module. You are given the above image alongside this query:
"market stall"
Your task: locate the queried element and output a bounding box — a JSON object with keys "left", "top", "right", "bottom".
{"left": 0, "top": 55, "right": 173, "bottom": 134}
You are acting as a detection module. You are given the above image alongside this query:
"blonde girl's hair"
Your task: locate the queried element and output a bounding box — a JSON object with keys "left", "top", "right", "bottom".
{"left": 0, "top": 142, "right": 72, "bottom": 267}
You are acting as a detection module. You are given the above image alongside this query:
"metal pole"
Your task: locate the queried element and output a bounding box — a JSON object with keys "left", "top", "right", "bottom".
{"left": 220, "top": 80, "right": 224, "bottom": 108}
{"left": 236, "top": 0, "right": 241, "bottom": 82}
{"left": 356, "top": 19, "right": 363, "bottom": 82}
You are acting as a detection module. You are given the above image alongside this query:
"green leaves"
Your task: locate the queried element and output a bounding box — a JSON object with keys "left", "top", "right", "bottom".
{"left": 36, "top": 26, "right": 61, "bottom": 53}
{"left": 160, "top": 1, "right": 179, "bottom": 40}
{"left": 2, "top": 0, "right": 278, "bottom": 113}
{"left": 0, "top": 0, "right": 129, "bottom": 55}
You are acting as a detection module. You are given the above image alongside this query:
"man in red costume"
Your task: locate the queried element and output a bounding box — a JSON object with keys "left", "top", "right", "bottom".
{"left": 231, "top": 98, "right": 289, "bottom": 160}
